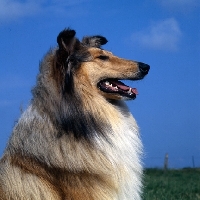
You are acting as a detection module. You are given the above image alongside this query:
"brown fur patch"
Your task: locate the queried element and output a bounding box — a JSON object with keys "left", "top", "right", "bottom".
{"left": 10, "top": 153, "right": 117, "bottom": 200}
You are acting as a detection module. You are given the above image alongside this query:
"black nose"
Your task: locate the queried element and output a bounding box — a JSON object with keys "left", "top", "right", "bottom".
{"left": 138, "top": 62, "right": 150, "bottom": 75}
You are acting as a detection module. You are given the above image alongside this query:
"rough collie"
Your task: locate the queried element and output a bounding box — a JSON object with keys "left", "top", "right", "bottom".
{"left": 0, "top": 28, "right": 150, "bottom": 200}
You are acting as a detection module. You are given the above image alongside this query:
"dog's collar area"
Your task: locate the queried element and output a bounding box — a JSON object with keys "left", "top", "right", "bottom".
{"left": 97, "top": 79, "right": 138, "bottom": 99}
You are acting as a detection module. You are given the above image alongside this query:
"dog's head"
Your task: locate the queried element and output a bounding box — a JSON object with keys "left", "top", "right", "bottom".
{"left": 53, "top": 28, "right": 150, "bottom": 101}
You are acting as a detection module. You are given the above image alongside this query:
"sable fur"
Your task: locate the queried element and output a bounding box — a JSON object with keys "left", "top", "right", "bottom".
{"left": 0, "top": 28, "right": 149, "bottom": 200}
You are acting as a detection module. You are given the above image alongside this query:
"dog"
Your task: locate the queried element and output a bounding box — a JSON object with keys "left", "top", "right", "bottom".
{"left": 0, "top": 28, "right": 150, "bottom": 200}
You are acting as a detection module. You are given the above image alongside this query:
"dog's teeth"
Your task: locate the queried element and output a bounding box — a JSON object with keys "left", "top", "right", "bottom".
{"left": 105, "top": 81, "right": 110, "bottom": 86}
{"left": 114, "top": 86, "right": 118, "bottom": 90}
{"left": 128, "top": 88, "right": 132, "bottom": 94}
{"left": 110, "top": 84, "right": 113, "bottom": 87}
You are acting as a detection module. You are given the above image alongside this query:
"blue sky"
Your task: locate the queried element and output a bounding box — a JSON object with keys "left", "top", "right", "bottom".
{"left": 0, "top": 0, "right": 199, "bottom": 168}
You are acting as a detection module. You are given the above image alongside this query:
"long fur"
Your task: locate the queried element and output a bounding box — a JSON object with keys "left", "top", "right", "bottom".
{"left": 0, "top": 28, "right": 149, "bottom": 200}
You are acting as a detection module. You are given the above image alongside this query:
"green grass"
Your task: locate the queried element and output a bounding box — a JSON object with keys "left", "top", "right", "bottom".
{"left": 143, "top": 168, "right": 200, "bottom": 200}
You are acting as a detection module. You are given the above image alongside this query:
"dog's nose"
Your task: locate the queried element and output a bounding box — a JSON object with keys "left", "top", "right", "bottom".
{"left": 138, "top": 62, "right": 150, "bottom": 75}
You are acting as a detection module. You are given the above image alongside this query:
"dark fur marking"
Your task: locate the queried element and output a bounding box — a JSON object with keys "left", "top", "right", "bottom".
{"left": 58, "top": 94, "right": 111, "bottom": 142}
{"left": 63, "top": 50, "right": 92, "bottom": 94}
{"left": 55, "top": 29, "right": 80, "bottom": 93}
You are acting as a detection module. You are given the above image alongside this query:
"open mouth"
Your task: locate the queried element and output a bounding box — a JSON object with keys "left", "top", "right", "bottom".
{"left": 97, "top": 79, "right": 138, "bottom": 99}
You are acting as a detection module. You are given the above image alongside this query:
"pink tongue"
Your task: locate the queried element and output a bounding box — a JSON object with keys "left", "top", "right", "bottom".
{"left": 131, "top": 88, "right": 138, "bottom": 95}
{"left": 117, "top": 84, "right": 129, "bottom": 91}
{"left": 111, "top": 80, "right": 138, "bottom": 95}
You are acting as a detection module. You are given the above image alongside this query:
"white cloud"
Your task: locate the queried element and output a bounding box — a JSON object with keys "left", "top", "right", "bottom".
{"left": 131, "top": 18, "right": 182, "bottom": 51}
{"left": 0, "top": 0, "right": 41, "bottom": 22}
{"left": 0, "top": 0, "right": 90, "bottom": 22}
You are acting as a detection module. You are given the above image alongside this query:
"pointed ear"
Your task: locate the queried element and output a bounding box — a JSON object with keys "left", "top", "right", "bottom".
{"left": 82, "top": 35, "right": 108, "bottom": 48}
{"left": 55, "top": 29, "right": 80, "bottom": 94}
{"left": 57, "top": 28, "right": 79, "bottom": 55}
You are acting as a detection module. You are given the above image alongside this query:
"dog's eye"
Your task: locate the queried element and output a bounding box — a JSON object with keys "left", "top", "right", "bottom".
{"left": 97, "top": 55, "right": 109, "bottom": 60}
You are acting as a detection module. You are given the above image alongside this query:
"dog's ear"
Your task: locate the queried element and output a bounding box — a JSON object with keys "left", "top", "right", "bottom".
{"left": 57, "top": 28, "right": 80, "bottom": 58}
{"left": 82, "top": 36, "right": 108, "bottom": 48}
{"left": 55, "top": 29, "right": 81, "bottom": 93}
